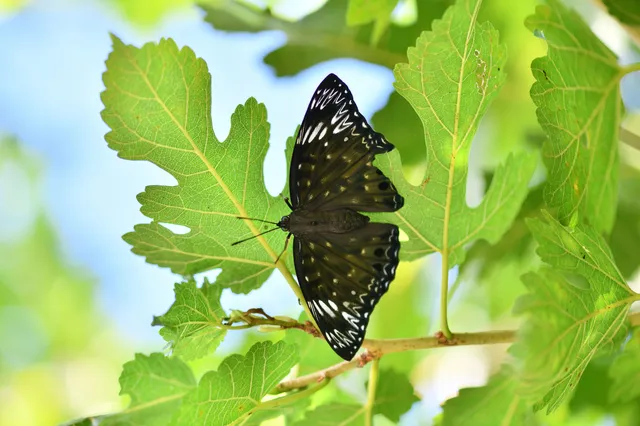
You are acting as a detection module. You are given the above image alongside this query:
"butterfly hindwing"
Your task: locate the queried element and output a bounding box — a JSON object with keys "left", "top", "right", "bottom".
{"left": 293, "top": 222, "right": 400, "bottom": 360}
{"left": 289, "top": 74, "right": 403, "bottom": 213}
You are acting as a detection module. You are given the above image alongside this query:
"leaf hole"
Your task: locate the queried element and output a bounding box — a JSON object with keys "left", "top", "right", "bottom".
{"left": 158, "top": 222, "right": 191, "bottom": 235}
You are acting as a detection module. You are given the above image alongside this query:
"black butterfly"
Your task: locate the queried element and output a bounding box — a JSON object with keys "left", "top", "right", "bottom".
{"left": 237, "top": 74, "right": 404, "bottom": 360}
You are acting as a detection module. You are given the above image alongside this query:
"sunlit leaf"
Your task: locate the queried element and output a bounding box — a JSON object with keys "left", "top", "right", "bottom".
{"left": 293, "top": 404, "right": 365, "bottom": 425}
{"left": 201, "top": 0, "right": 452, "bottom": 76}
{"left": 525, "top": 0, "right": 623, "bottom": 234}
{"left": 609, "top": 203, "right": 640, "bottom": 279}
{"left": 371, "top": 91, "right": 425, "bottom": 168}
{"left": 568, "top": 355, "right": 614, "bottom": 412}
{"left": 371, "top": 368, "right": 419, "bottom": 422}
{"left": 609, "top": 168, "right": 640, "bottom": 278}
{"left": 95, "top": 353, "right": 195, "bottom": 425}
{"left": 441, "top": 366, "right": 534, "bottom": 426}
{"left": 152, "top": 279, "right": 226, "bottom": 361}
{"left": 240, "top": 398, "right": 309, "bottom": 426}
{"left": 367, "top": 260, "right": 428, "bottom": 372}
{"left": 602, "top": 0, "right": 640, "bottom": 26}
{"left": 346, "top": 0, "right": 398, "bottom": 26}
{"left": 346, "top": 0, "right": 399, "bottom": 44}
{"left": 285, "top": 313, "right": 343, "bottom": 371}
{"left": 457, "top": 182, "right": 542, "bottom": 318}
{"left": 106, "top": 0, "right": 191, "bottom": 26}
{"left": 512, "top": 213, "right": 638, "bottom": 413}
{"left": 101, "top": 35, "right": 290, "bottom": 294}
{"left": 379, "top": 0, "right": 537, "bottom": 267}
{"left": 175, "top": 340, "right": 298, "bottom": 425}
{"left": 609, "top": 329, "right": 640, "bottom": 403}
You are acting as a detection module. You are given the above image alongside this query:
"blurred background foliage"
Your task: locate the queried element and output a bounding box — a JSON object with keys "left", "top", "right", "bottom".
{"left": 0, "top": 136, "right": 126, "bottom": 425}
{"left": 1, "top": 0, "right": 640, "bottom": 425}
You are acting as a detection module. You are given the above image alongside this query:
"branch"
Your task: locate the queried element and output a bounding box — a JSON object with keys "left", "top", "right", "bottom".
{"left": 222, "top": 308, "right": 320, "bottom": 337}
{"left": 274, "top": 329, "right": 515, "bottom": 392}
{"left": 275, "top": 312, "right": 640, "bottom": 392}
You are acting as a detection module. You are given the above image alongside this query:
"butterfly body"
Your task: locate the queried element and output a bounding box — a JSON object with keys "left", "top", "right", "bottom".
{"left": 282, "top": 74, "right": 405, "bottom": 361}
{"left": 279, "top": 209, "right": 370, "bottom": 236}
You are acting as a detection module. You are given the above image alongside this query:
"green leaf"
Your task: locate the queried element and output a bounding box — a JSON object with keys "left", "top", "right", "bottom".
{"left": 239, "top": 398, "right": 309, "bottom": 426}
{"left": 0, "top": 0, "right": 28, "bottom": 13}
{"left": 457, "top": 182, "right": 543, "bottom": 318}
{"left": 285, "top": 313, "right": 344, "bottom": 372}
{"left": 512, "top": 213, "right": 638, "bottom": 413}
{"left": 609, "top": 203, "right": 640, "bottom": 279}
{"left": 366, "top": 261, "right": 429, "bottom": 372}
{"left": 288, "top": 368, "right": 417, "bottom": 425}
{"left": 609, "top": 329, "right": 640, "bottom": 403}
{"left": 441, "top": 366, "right": 534, "bottom": 426}
{"left": 152, "top": 279, "right": 226, "bottom": 361}
{"left": 346, "top": 0, "right": 399, "bottom": 44}
{"left": 371, "top": 91, "right": 425, "bottom": 168}
{"left": 609, "top": 169, "right": 640, "bottom": 278}
{"left": 105, "top": 0, "right": 191, "bottom": 26}
{"left": 602, "top": 0, "right": 640, "bottom": 26}
{"left": 101, "top": 35, "right": 289, "bottom": 293}
{"left": 201, "top": 0, "right": 452, "bottom": 76}
{"left": 293, "top": 404, "right": 365, "bottom": 426}
{"left": 568, "top": 355, "right": 614, "bottom": 411}
{"left": 175, "top": 340, "right": 298, "bottom": 425}
{"left": 371, "top": 368, "right": 419, "bottom": 422}
{"left": 101, "top": 353, "right": 196, "bottom": 425}
{"left": 525, "top": 0, "right": 623, "bottom": 234}
{"left": 346, "top": 0, "right": 398, "bottom": 26}
{"left": 381, "top": 0, "right": 537, "bottom": 266}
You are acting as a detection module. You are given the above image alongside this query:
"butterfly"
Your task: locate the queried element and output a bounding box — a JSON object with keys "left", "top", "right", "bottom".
{"left": 236, "top": 74, "right": 404, "bottom": 360}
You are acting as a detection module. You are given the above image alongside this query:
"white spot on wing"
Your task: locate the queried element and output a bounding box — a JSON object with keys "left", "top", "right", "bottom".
{"left": 318, "top": 300, "right": 336, "bottom": 318}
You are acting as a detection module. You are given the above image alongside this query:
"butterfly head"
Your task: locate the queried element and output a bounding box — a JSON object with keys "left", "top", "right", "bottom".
{"left": 277, "top": 215, "right": 291, "bottom": 232}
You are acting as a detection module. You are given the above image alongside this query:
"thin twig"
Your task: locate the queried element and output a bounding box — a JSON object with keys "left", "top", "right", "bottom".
{"left": 365, "top": 359, "right": 380, "bottom": 426}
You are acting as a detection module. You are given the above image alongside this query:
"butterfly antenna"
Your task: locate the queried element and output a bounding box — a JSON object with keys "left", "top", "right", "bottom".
{"left": 231, "top": 227, "right": 280, "bottom": 246}
{"left": 284, "top": 197, "right": 293, "bottom": 210}
{"left": 274, "top": 233, "right": 292, "bottom": 264}
{"left": 236, "top": 216, "right": 279, "bottom": 225}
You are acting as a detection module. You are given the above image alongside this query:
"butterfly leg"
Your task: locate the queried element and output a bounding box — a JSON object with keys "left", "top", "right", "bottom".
{"left": 274, "top": 233, "right": 292, "bottom": 264}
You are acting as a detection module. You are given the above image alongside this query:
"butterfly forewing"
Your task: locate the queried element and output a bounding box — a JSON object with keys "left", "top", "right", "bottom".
{"left": 289, "top": 74, "right": 402, "bottom": 212}
{"left": 293, "top": 223, "right": 400, "bottom": 360}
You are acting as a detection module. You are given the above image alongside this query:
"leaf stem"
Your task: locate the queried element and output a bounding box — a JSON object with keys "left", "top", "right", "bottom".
{"left": 440, "top": 252, "right": 453, "bottom": 338}
{"left": 619, "top": 126, "right": 640, "bottom": 151}
{"left": 364, "top": 359, "right": 380, "bottom": 426}
{"left": 621, "top": 62, "right": 640, "bottom": 76}
{"left": 263, "top": 378, "right": 330, "bottom": 409}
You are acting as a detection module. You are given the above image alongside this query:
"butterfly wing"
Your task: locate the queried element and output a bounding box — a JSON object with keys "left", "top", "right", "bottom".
{"left": 289, "top": 73, "right": 404, "bottom": 213}
{"left": 293, "top": 222, "right": 400, "bottom": 360}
